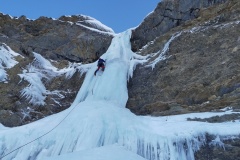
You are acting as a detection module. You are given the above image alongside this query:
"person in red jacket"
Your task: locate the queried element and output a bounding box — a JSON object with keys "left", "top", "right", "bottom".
{"left": 94, "top": 58, "right": 105, "bottom": 76}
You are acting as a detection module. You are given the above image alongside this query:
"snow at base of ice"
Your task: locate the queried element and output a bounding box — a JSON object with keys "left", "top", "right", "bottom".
{"left": 0, "top": 100, "right": 240, "bottom": 160}
{"left": 43, "top": 145, "right": 147, "bottom": 160}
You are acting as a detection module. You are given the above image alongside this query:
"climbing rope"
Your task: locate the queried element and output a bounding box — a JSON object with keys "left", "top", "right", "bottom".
{"left": 0, "top": 105, "right": 77, "bottom": 159}
{"left": 92, "top": 76, "right": 98, "bottom": 95}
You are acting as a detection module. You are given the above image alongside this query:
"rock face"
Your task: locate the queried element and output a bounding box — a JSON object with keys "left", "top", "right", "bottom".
{"left": 0, "top": 14, "right": 113, "bottom": 126}
{"left": 130, "top": 0, "right": 227, "bottom": 51}
{"left": 128, "top": 0, "right": 240, "bottom": 116}
{"left": 194, "top": 134, "right": 240, "bottom": 160}
{"left": 0, "top": 14, "right": 113, "bottom": 62}
{"left": 127, "top": 0, "right": 240, "bottom": 159}
{"left": 128, "top": 21, "right": 240, "bottom": 115}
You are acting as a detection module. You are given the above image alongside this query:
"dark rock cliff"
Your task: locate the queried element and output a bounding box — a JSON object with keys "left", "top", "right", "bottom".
{"left": 0, "top": 14, "right": 113, "bottom": 62}
{"left": 0, "top": 14, "right": 113, "bottom": 126}
{"left": 130, "top": 0, "right": 227, "bottom": 52}
{"left": 127, "top": 0, "right": 240, "bottom": 159}
{"left": 128, "top": 0, "right": 240, "bottom": 117}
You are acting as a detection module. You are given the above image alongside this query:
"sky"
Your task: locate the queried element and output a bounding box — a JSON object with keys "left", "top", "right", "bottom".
{"left": 0, "top": 0, "right": 160, "bottom": 33}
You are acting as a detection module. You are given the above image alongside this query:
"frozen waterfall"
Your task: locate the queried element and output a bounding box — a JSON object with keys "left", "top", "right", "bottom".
{"left": 0, "top": 30, "right": 240, "bottom": 160}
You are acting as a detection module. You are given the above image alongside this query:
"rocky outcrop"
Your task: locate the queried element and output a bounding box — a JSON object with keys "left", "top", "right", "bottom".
{"left": 128, "top": 21, "right": 240, "bottom": 115}
{"left": 127, "top": 0, "right": 240, "bottom": 116}
{"left": 0, "top": 51, "right": 86, "bottom": 126}
{"left": 58, "top": 15, "right": 114, "bottom": 33}
{"left": 130, "top": 0, "right": 227, "bottom": 52}
{"left": 127, "top": 1, "right": 240, "bottom": 158}
{"left": 195, "top": 134, "right": 240, "bottom": 160}
{"left": 0, "top": 14, "right": 113, "bottom": 62}
{"left": 0, "top": 14, "right": 113, "bottom": 126}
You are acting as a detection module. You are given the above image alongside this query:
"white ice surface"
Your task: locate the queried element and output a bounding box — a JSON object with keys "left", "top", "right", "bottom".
{"left": 18, "top": 52, "right": 94, "bottom": 106}
{"left": 0, "top": 43, "right": 20, "bottom": 82}
{"left": 63, "top": 14, "right": 116, "bottom": 35}
{"left": 43, "top": 144, "right": 147, "bottom": 160}
{"left": 76, "top": 14, "right": 114, "bottom": 33}
{"left": 0, "top": 30, "right": 240, "bottom": 160}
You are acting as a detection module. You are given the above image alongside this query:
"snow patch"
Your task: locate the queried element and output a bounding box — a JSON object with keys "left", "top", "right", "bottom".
{"left": 18, "top": 52, "right": 93, "bottom": 106}
{"left": 142, "top": 20, "right": 240, "bottom": 70}
{"left": 209, "top": 135, "right": 225, "bottom": 150}
{"left": 81, "top": 19, "right": 114, "bottom": 33}
{"left": 60, "top": 14, "right": 115, "bottom": 35}
{"left": 146, "top": 32, "right": 182, "bottom": 69}
{"left": 77, "top": 15, "right": 114, "bottom": 33}
{"left": 0, "top": 43, "right": 21, "bottom": 82}
{"left": 76, "top": 22, "right": 115, "bottom": 36}
{"left": 19, "top": 70, "right": 48, "bottom": 106}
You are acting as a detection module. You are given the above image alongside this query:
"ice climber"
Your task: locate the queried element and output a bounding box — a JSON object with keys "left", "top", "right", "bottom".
{"left": 94, "top": 58, "right": 105, "bottom": 76}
